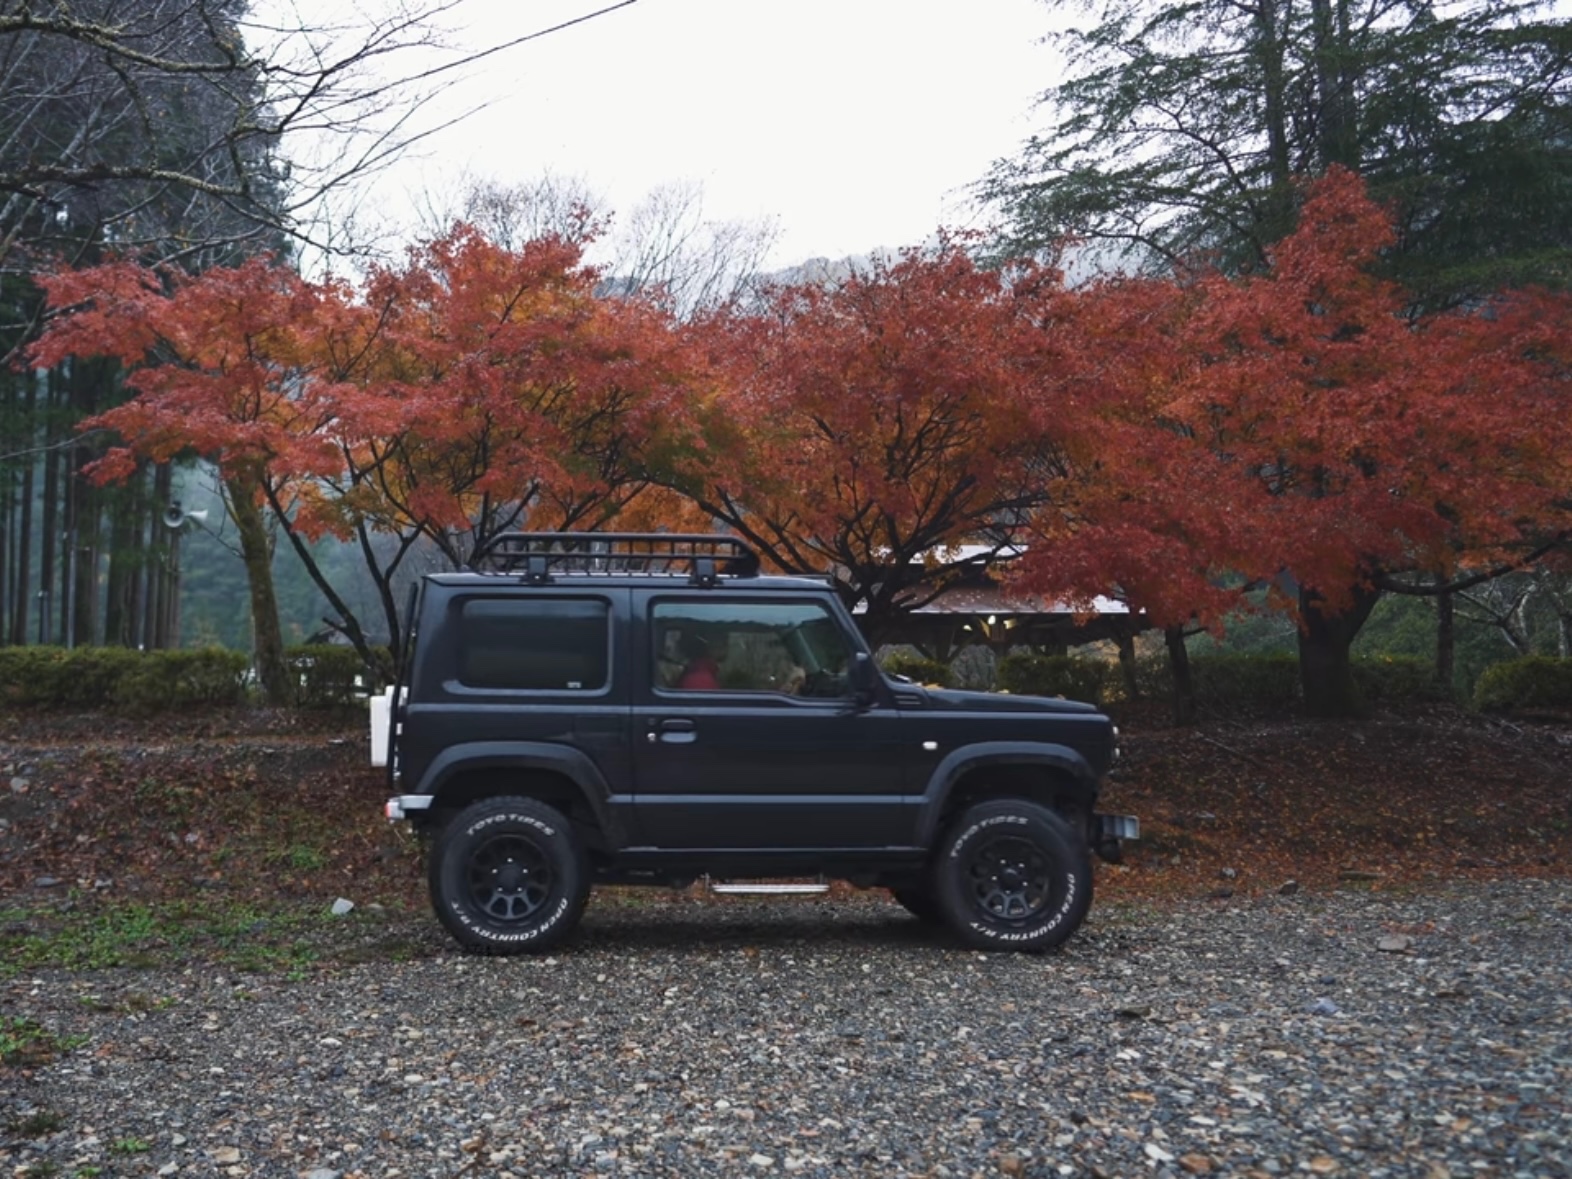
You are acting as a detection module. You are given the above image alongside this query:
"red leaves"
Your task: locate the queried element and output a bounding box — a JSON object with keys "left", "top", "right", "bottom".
{"left": 1014, "top": 168, "right": 1572, "bottom": 626}
{"left": 28, "top": 171, "right": 1572, "bottom": 630}
{"left": 684, "top": 243, "right": 1081, "bottom": 596}
{"left": 29, "top": 228, "right": 711, "bottom": 555}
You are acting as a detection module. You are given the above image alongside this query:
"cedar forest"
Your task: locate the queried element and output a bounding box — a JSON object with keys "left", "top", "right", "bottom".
{"left": 3, "top": 0, "right": 1572, "bottom": 719}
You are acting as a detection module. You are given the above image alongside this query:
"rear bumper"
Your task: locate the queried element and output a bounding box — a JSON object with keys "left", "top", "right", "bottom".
{"left": 385, "top": 795, "right": 434, "bottom": 821}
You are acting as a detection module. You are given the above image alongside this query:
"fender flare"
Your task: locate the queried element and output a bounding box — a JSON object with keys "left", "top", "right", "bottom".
{"left": 914, "top": 742, "right": 1099, "bottom": 848}
{"left": 413, "top": 741, "right": 627, "bottom": 848}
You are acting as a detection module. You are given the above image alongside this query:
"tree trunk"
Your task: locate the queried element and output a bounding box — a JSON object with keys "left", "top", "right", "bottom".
{"left": 1310, "top": 0, "right": 1358, "bottom": 169}
{"left": 103, "top": 482, "right": 139, "bottom": 646}
{"left": 38, "top": 382, "right": 59, "bottom": 646}
{"left": 10, "top": 374, "right": 37, "bottom": 646}
{"left": 1164, "top": 624, "right": 1196, "bottom": 726}
{"left": 1434, "top": 584, "right": 1454, "bottom": 695}
{"left": 143, "top": 464, "right": 173, "bottom": 648}
{"left": 1254, "top": 0, "right": 1295, "bottom": 247}
{"left": 263, "top": 480, "right": 384, "bottom": 673}
{"left": 66, "top": 359, "right": 102, "bottom": 648}
{"left": 225, "top": 470, "right": 290, "bottom": 705}
{"left": 1114, "top": 624, "right": 1140, "bottom": 701}
{"left": 0, "top": 461, "right": 11, "bottom": 645}
{"left": 70, "top": 453, "right": 98, "bottom": 647}
{"left": 1298, "top": 584, "right": 1382, "bottom": 717}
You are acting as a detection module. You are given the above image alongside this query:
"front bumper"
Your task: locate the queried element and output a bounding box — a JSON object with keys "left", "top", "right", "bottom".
{"left": 1093, "top": 812, "right": 1139, "bottom": 863}
{"left": 385, "top": 795, "right": 434, "bottom": 821}
{"left": 1096, "top": 812, "right": 1140, "bottom": 842}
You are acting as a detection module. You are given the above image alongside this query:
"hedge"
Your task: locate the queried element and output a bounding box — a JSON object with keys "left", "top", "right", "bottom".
{"left": 112, "top": 649, "right": 250, "bottom": 714}
{"left": 996, "top": 653, "right": 1112, "bottom": 704}
{"left": 0, "top": 644, "right": 391, "bottom": 713}
{"left": 285, "top": 645, "right": 390, "bottom": 709}
{"left": 1472, "top": 657, "right": 1572, "bottom": 712}
{"left": 1187, "top": 654, "right": 1301, "bottom": 709}
{"left": 1350, "top": 656, "right": 1449, "bottom": 705}
{"left": 0, "top": 646, "right": 248, "bottom": 713}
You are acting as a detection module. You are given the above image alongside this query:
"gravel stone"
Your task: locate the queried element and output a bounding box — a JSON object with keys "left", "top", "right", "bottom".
{"left": 2, "top": 880, "right": 1569, "bottom": 1177}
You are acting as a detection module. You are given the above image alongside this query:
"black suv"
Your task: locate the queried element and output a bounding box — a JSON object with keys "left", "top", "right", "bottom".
{"left": 374, "top": 533, "right": 1137, "bottom": 953}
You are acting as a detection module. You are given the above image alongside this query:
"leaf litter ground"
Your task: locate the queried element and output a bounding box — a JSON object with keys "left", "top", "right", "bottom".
{"left": 0, "top": 703, "right": 1568, "bottom": 974}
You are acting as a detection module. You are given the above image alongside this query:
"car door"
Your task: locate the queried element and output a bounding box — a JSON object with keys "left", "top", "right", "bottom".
{"left": 630, "top": 591, "right": 914, "bottom": 849}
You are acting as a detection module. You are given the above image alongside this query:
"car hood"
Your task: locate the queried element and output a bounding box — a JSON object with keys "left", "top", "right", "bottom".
{"left": 899, "top": 684, "right": 1101, "bottom": 714}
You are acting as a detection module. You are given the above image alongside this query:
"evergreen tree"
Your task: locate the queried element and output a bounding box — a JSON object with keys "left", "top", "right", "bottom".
{"left": 984, "top": 0, "right": 1572, "bottom": 302}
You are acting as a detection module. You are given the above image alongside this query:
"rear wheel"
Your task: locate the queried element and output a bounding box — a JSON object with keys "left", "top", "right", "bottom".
{"left": 428, "top": 796, "right": 589, "bottom": 954}
{"left": 933, "top": 799, "right": 1092, "bottom": 951}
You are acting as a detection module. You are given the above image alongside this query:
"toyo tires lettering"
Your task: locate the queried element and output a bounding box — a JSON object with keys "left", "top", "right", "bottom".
{"left": 949, "top": 813, "right": 1027, "bottom": 858}
{"left": 465, "top": 811, "right": 555, "bottom": 839}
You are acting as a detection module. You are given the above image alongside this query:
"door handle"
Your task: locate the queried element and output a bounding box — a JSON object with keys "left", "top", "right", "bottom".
{"left": 648, "top": 718, "right": 696, "bottom": 744}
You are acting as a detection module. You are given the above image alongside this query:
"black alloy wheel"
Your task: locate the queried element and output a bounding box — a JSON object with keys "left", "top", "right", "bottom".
{"left": 466, "top": 831, "right": 554, "bottom": 922}
{"left": 966, "top": 835, "right": 1052, "bottom": 921}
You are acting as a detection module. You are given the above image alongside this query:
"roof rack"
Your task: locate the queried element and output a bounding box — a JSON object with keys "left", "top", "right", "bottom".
{"left": 468, "top": 532, "right": 761, "bottom": 586}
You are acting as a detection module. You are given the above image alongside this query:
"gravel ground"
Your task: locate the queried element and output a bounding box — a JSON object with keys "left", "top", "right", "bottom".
{"left": 3, "top": 880, "right": 1570, "bottom": 1179}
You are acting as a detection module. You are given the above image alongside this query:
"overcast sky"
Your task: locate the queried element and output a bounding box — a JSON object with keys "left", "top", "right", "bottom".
{"left": 374, "top": 0, "right": 1057, "bottom": 268}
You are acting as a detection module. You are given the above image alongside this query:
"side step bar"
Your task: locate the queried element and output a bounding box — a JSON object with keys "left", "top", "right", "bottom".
{"left": 708, "top": 881, "right": 830, "bottom": 896}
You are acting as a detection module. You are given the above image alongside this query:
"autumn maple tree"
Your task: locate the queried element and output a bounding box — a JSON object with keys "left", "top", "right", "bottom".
{"left": 30, "top": 258, "right": 355, "bottom": 703}
{"left": 269, "top": 226, "right": 710, "bottom": 657}
{"left": 30, "top": 227, "right": 712, "bottom": 680}
{"left": 1014, "top": 169, "right": 1572, "bottom": 716}
{"left": 671, "top": 244, "right": 1086, "bottom": 643}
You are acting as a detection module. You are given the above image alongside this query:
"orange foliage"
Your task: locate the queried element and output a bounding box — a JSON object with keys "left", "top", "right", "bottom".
{"left": 30, "top": 229, "right": 714, "bottom": 567}
{"left": 678, "top": 243, "right": 1085, "bottom": 628}
{"left": 1014, "top": 169, "right": 1572, "bottom": 626}
{"left": 29, "top": 174, "right": 1572, "bottom": 654}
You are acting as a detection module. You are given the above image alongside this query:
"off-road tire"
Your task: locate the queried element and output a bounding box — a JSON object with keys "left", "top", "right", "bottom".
{"left": 428, "top": 796, "right": 589, "bottom": 954}
{"left": 933, "top": 799, "right": 1092, "bottom": 951}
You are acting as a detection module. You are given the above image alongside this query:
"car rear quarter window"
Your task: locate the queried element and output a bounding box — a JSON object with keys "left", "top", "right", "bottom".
{"left": 456, "top": 597, "right": 610, "bottom": 691}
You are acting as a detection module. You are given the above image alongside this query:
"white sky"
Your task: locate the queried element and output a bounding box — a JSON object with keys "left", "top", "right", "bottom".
{"left": 376, "top": 0, "right": 1057, "bottom": 269}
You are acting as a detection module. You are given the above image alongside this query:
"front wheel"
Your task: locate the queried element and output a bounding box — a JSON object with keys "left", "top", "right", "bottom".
{"left": 933, "top": 799, "right": 1093, "bottom": 951}
{"left": 428, "top": 796, "right": 590, "bottom": 954}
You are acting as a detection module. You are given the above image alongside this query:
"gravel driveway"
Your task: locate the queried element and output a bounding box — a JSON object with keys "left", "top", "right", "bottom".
{"left": 3, "top": 880, "right": 1569, "bottom": 1179}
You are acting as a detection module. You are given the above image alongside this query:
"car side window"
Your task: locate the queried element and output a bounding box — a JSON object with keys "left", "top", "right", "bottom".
{"left": 457, "top": 597, "right": 610, "bottom": 691}
{"left": 652, "top": 600, "right": 854, "bottom": 697}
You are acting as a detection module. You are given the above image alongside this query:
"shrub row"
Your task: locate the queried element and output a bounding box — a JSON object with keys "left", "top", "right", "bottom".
{"left": 925, "top": 650, "right": 1449, "bottom": 711}
{"left": 0, "top": 644, "right": 389, "bottom": 713}
{"left": 0, "top": 646, "right": 249, "bottom": 714}
{"left": 997, "top": 653, "right": 1114, "bottom": 704}
{"left": 7, "top": 643, "right": 1556, "bottom": 714}
{"left": 1472, "top": 657, "right": 1572, "bottom": 712}
{"left": 286, "top": 645, "right": 391, "bottom": 709}
{"left": 878, "top": 651, "right": 953, "bottom": 687}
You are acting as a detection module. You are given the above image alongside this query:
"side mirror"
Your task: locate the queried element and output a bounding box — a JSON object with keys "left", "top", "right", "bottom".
{"left": 849, "top": 652, "right": 878, "bottom": 708}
